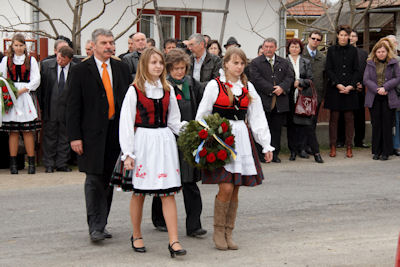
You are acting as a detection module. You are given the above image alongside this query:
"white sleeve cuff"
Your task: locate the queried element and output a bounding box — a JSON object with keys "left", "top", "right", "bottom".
{"left": 121, "top": 152, "right": 136, "bottom": 161}
{"left": 262, "top": 145, "right": 275, "bottom": 153}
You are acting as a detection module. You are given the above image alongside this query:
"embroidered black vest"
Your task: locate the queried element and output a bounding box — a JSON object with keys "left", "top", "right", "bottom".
{"left": 7, "top": 56, "right": 30, "bottom": 82}
{"left": 134, "top": 84, "right": 170, "bottom": 128}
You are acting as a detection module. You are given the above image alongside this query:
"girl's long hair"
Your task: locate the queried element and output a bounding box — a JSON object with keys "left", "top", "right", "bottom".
{"left": 7, "top": 33, "right": 30, "bottom": 71}
{"left": 133, "top": 47, "right": 170, "bottom": 94}
{"left": 223, "top": 47, "right": 252, "bottom": 104}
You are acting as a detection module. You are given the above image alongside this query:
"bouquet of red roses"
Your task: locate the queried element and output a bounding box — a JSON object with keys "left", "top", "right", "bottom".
{"left": 178, "top": 113, "right": 236, "bottom": 170}
{"left": 0, "top": 75, "right": 18, "bottom": 115}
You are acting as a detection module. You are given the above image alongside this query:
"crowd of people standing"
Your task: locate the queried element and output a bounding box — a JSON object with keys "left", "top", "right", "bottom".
{"left": 1, "top": 24, "right": 400, "bottom": 258}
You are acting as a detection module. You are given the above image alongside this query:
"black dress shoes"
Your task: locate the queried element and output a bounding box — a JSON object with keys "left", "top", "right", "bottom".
{"left": 45, "top": 166, "right": 54, "bottom": 173}
{"left": 272, "top": 155, "right": 281, "bottom": 163}
{"left": 103, "top": 228, "right": 112, "bottom": 238}
{"left": 155, "top": 225, "right": 168, "bottom": 232}
{"left": 372, "top": 154, "right": 380, "bottom": 160}
{"left": 90, "top": 230, "right": 105, "bottom": 242}
{"left": 131, "top": 236, "right": 146, "bottom": 253}
{"left": 381, "top": 155, "right": 389, "bottom": 161}
{"left": 289, "top": 151, "right": 296, "bottom": 161}
{"left": 187, "top": 228, "right": 207, "bottom": 237}
{"left": 355, "top": 143, "right": 370, "bottom": 148}
{"left": 393, "top": 150, "right": 400, "bottom": 156}
{"left": 314, "top": 153, "right": 324, "bottom": 163}
{"left": 305, "top": 147, "right": 313, "bottom": 155}
{"left": 298, "top": 150, "right": 309, "bottom": 159}
{"left": 56, "top": 166, "right": 72, "bottom": 172}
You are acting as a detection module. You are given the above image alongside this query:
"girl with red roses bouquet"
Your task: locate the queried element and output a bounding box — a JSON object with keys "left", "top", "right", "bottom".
{"left": 195, "top": 47, "right": 274, "bottom": 251}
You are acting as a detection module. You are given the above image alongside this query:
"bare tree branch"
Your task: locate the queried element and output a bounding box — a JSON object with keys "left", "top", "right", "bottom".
{"left": 8, "top": 0, "right": 23, "bottom": 23}
{"left": 352, "top": 0, "right": 373, "bottom": 30}
{"left": 0, "top": 26, "right": 57, "bottom": 39}
{"left": 114, "top": 0, "right": 153, "bottom": 40}
{"left": 333, "top": 0, "right": 345, "bottom": 31}
{"left": 75, "top": 0, "right": 113, "bottom": 35}
{"left": 110, "top": 1, "right": 140, "bottom": 31}
{"left": 21, "top": 0, "right": 59, "bottom": 37}
{"left": 66, "top": 0, "right": 74, "bottom": 12}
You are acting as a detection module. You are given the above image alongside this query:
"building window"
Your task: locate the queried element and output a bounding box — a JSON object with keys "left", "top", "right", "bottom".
{"left": 140, "top": 15, "right": 154, "bottom": 38}
{"left": 180, "top": 16, "right": 195, "bottom": 40}
{"left": 160, "top": 15, "right": 174, "bottom": 40}
{"left": 138, "top": 9, "right": 201, "bottom": 41}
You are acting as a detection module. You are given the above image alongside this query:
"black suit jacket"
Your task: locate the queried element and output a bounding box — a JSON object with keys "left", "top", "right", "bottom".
{"left": 38, "top": 58, "right": 76, "bottom": 121}
{"left": 249, "top": 54, "right": 294, "bottom": 113}
{"left": 66, "top": 56, "right": 131, "bottom": 174}
{"left": 189, "top": 52, "right": 222, "bottom": 88}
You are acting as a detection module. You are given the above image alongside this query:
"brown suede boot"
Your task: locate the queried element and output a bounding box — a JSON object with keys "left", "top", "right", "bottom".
{"left": 213, "top": 197, "right": 229, "bottom": 250}
{"left": 225, "top": 200, "right": 238, "bottom": 250}
{"left": 329, "top": 145, "right": 336, "bottom": 157}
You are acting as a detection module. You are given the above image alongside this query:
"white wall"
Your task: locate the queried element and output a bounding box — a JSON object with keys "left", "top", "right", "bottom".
{"left": 0, "top": 0, "right": 281, "bottom": 59}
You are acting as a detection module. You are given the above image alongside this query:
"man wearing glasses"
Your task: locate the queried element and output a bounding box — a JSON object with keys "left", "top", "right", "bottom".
{"left": 302, "top": 30, "right": 326, "bottom": 153}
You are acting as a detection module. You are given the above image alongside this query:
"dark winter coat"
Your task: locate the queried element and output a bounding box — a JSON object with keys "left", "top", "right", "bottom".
{"left": 363, "top": 58, "right": 400, "bottom": 109}
{"left": 249, "top": 54, "right": 294, "bottom": 113}
{"left": 324, "top": 44, "right": 360, "bottom": 111}
{"left": 302, "top": 48, "right": 326, "bottom": 104}
{"left": 188, "top": 52, "right": 222, "bottom": 88}
{"left": 167, "top": 75, "right": 203, "bottom": 183}
{"left": 66, "top": 56, "right": 131, "bottom": 174}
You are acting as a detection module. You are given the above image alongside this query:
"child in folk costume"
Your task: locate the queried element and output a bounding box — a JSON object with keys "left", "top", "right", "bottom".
{"left": 195, "top": 47, "right": 274, "bottom": 250}
{"left": 0, "top": 33, "right": 41, "bottom": 174}
{"left": 116, "top": 47, "right": 186, "bottom": 257}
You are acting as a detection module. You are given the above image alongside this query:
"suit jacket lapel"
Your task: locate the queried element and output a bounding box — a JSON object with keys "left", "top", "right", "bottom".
{"left": 87, "top": 56, "right": 104, "bottom": 91}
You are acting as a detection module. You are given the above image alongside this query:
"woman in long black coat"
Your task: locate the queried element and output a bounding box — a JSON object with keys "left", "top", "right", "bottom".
{"left": 151, "top": 48, "right": 207, "bottom": 237}
{"left": 325, "top": 25, "right": 360, "bottom": 158}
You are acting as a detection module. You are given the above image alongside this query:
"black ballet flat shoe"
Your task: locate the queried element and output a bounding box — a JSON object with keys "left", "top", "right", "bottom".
{"left": 168, "top": 241, "right": 186, "bottom": 258}
{"left": 131, "top": 236, "right": 146, "bottom": 253}
{"left": 289, "top": 151, "right": 296, "bottom": 161}
{"left": 372, "top": 154, "right": 380, "bottom": 160}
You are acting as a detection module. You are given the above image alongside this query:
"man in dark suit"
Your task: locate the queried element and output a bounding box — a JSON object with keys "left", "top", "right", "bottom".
{"left": 122, "top": 32, "right": 147, "bottom": 80}
{"left": 39, "top": 46, "right": 76, "bottom": 173}
{"left": 250, "top": 37, "right": 294, "bottom": 162}
{"left": 187, "top": 33, "right": 221, "bottom": 88}
{"left": 66, "top": 28, "right": 131, "bottom": 242}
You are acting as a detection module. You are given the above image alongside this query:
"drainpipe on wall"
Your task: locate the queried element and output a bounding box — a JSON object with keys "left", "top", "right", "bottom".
{"left": 32, "top": 0, "right": 40, "bottom": 54}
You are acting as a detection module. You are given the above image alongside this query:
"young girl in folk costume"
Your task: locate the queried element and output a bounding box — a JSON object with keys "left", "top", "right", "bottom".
{"left": 195, "top": 47, "right": 274, "bottom": 250}
{"left": 0, "top": 33, "right": 41, "bottom": 174}
{"left": 116, "top": 47, "right": 186, "bottom": 257}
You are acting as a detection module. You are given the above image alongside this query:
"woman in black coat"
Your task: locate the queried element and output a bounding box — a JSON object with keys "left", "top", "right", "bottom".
{"left": 151, "top": 48, "right": 207, "bottom": 237}
{"left": 286, "top": 38, "right": 323, "bottom": 163}
{"left": 325, "top": 25, "right": 360, "bottom": 158}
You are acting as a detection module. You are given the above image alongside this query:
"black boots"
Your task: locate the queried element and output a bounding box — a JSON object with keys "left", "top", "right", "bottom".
{"left": 28, "top": 156, "right": 35, "bottom": 174}
{"left": 10, "top": 156, "right": 18, "bottom": 174}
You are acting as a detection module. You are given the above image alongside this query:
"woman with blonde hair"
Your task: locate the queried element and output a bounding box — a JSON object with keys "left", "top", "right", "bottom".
{"left": 114, "top": 47, "right": 186, "bottom": 257}
{"left": 0, "top": 33, "right": 41, "bottom": 174}
{"left": 364, "top": 39, "right": 400, "bottom": 160}
{"left": 196, "top": 47, "right": 274, "bottom": 250}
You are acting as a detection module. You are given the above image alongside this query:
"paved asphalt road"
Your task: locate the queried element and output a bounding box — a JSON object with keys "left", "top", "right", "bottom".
{"left": 1, "top": 148, "right": 400, "bottom": 267}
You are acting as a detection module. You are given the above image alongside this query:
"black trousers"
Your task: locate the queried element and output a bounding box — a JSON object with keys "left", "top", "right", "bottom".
{"left": 42, "top": 120, "right": 70, "bottom": 168}
{"left": 297, "top": 125, "right": 320, "bottom": 154}
{"left": 354, "top": 92, "right": 366, "bottom": 145}
{"left": 84, "top": 173, "right": 114, "bottom": 234}
{"left": 152, "top": 182, "right": 203, "bottom": 235}
{"left": 265, "top": 110, "right": 287, "bottom": 156}
{"left": 369, "top": 95, "right": 394, "bottom": 157}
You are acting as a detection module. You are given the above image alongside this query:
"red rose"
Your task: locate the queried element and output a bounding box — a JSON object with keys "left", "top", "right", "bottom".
{"left": 7, "top": 102, "right": 13, "bottom": 106}
{"left": 225, "top": 136, "right": 234, "bottom": 146}
{"left": 2, "top": 87, "right": 7, "bottom": 93}
{"left": 8, "top": 95, "right": 11, "bottom": 99}
{"left": 198, "top": 129, "right": 208, "bottom": 139}
{"left": 221, "top": 122, "right": 228, "bottom": 133}
{"left": 217, "top": 150, "right": 227, "bottom": 161}
{"left": 199, "top": 148, "right": 207, "bottom": 157}
{"left": 176, "top": 94, "right": 182, "bottom": 100}
{"left": 3, "top": 95, "right": 7, "bottom": 100}
{"left": 206, "top": 152, "right": 216, "bottom": 163}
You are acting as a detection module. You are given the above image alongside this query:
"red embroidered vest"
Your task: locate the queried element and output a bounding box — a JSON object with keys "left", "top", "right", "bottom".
{"left": 212, "top": 77, "right": 249, "bottom": 120}
{"left": 134, "top": 84, "right": 170, "bottom": 128}
{"left": 7, "top": 56, "right": 30, "bottom": 82}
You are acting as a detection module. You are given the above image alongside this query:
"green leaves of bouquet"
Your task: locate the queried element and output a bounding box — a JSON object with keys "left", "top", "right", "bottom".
{"left": 0, "top": 73, "right": 18, "bottom": 115}
{"left": 178, "top": 113, "right": 236, "bottom": 170}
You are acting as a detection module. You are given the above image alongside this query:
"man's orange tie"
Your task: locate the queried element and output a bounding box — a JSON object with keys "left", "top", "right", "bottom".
{"left": 102, "top": 63, "right": 115, "bottom": 119}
